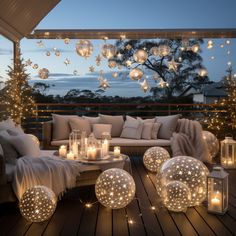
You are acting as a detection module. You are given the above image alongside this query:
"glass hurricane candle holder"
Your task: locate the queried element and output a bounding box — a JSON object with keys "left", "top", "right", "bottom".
{"left": 207, "top": 166, "right": 228, "bottom": 215}
{"left": 113, "top": 146, "right": 121, "bottom": 158}
{"left": 221, "top": 136, "right": 236, "bottom": 169}
{"left": 101, "top": 132, "right": 111, "bottom": 156}
{"left": 69, "top": 130, "right": 81, "bottom": 158}
{"left": 59, "top": 145, "right": 67, "bottom": 157}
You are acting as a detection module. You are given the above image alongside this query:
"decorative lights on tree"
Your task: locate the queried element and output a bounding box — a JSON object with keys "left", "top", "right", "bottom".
{"left": 3, "top": 56, "right": 35, "bottom": 123}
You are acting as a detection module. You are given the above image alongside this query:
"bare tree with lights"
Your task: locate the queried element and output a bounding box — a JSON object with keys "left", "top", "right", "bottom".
{"left": 113, "top": 39, "right": 209, "bottom": 99}
{"left": 3, "top": 56, "right": 35, "bottom": 124}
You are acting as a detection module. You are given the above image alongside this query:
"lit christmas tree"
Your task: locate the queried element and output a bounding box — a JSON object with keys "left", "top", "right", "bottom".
{"left": 3, "top": 56, "right": 35, "bottom": 124}
{"left": 205, "top": 66, "right": 236, "bottom": 137}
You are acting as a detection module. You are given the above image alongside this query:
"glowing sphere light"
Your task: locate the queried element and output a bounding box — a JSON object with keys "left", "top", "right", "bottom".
{"left": 102, "top": 44, "right": 117, "bottom": 59}
{"left": 95, "top": 168, "right": 136, "bottom": 209}
{"left": 38, "top": 68, "right": 49, "bottom": 79}
{"left": 76, "top": 40, "right": 93, "bottom": 58}
{"left": 129, "top": 68, "right": 143, "bottom": 80}
{"left": 133, "top": 49, "right": 148, "bottom": 64}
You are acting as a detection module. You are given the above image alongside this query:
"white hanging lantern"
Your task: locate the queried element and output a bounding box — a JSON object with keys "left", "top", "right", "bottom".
{"left": 207, "top": 167, "right": 228, "bottom": 214}
{"left": 220, "top": 136, "right": 236, "bottom": 169}
{"left": 76, "top": 40, "right": 93, "bottom": 58}
{"left": 133, "top": 49, "right": 148, "bottom": 64}
{"left": 19, "top": 186, "right": 57, "bottom": 222}
{"left": 95, "top": 168, "right": 136, "bottom": 209}
{"left": 101, "top": 44, "right": 117, "bottom": 59}
{"left": 129, "top": 68, "right": 143, "bottom": 80}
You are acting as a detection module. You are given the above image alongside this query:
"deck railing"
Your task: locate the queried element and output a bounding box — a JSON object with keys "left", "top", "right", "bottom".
{"left": 16, "top": 102, "right": 226, "bottom": 139}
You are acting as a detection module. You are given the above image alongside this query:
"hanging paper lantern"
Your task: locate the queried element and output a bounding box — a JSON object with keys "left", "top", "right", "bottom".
{"left": 158, "top": 44, "right": 171, "bottom": 56}
{"left": 46, "top": 51, "right": 51, "bottom": 56}
{"left": 76, "top": 40, "right": 93, "bottom": 58}
{"left": 129, "top": 68, "right": 143, "bottom": 80}
{"left": 95, "top": 168, "right": 136, "bottom": 209}
{"left": 101, "top": 44, "right": 117, "bottom": 59}
{"left": 33, "top": 64, "right": 38, "bottom": 69}
{"left": 108, "top": 60, "right": 117, "bottom": 68}
{"left": 133, "top": 49, "right": 148, "bottom": 64}
{"left": 156, "top": 156, "right": 209, "bottom": 206}
{"left": 64, "top": 38, "right": 70, "bottom": 44}
{"left": 202, "top": 131, "right": 219, "bottom": 160}
{"left": 55, "top": 50, "right": 61, "bottom": 57}
{"left": 162, "top": 181, "right": 191, "bottom": 212}
{"left": 38, "top": 68, "right": 49, "bottom": 79}
{"left": 19, "top": 186, "right": 57, "bottom": 222}
{"left": 150, "top": 46, "right": 160, "bottom": 56}
{"left": 143, "top": 147, "right": 170, "bottom": 172}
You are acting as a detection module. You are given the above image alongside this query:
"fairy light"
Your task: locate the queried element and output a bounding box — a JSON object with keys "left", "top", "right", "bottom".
{"left": 85, "top": 203, "right": 92, "bottom": 208}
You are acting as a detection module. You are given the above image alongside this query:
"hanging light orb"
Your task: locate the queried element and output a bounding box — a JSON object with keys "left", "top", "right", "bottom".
{"left": 162, "top": 181, "right": 191, "bottom": 212}
{"left": 38, "top": 68, "right": 49, "bottom": 79}
{"left": 198, "top": 68, "right": 207, "bottom": 77}
{"left": 158, "top": 44, "right": 171, "bottom": 57}
{"left": 112, "top": 72, "right": 118, "bottom": 78}
{"left": 33, "top": 64, "right": 38, "bottom": 69}
{"left": 19, "top": 186, "right": 57, "bottom": 222}
{"left": 55, "top": 50, "right": 61, "bottom": 57}
{"left": 191, "top": 44, "right": 200, "bottom": 53}
{"left": 108, "top": 59, "right": 117, "bottom": 68}
{"left": 133, "top": 49, "right": 148, "bottom": 64}
{"left": 129, "top": 68, "right": 143, "bottom": 80}
{"left": 143, "top": 147, "right": 170, "bottom": 172}
{"left": 76, "top": 40, "right": 93, "bottom": 58}
{"left": 45, "top": 51, "right": 51, "bottom": 56}
{"left": 95, "top": 168, "right": 135, "bottom": 209}
{"left": 156, "top": 156, "right": 209, "bottom": 206}
{"left": 150, "top": 46, "right": 160, "bottom": 56}
{"left": 64, "top": 38, "right": 70, "bottom": 44}
{"left": 101, "top": 44, "right": 117, "bottom": 59}
{"left": 202, "top": 131, "right": 219, "bottom": 160}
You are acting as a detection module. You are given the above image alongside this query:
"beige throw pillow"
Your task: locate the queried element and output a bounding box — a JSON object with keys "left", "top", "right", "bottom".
{"left": 82, "top": 116, "right": 101, "bottom": 129}
{"left": 155, "top": 114, "right": 180, "bottom": 139}
{"left": 99, "top": 114, "right": 124, "bottom": 137}
{"left": 120, "top": 116, "right": 143, "bottom": 139}
{"left": 69, "top": 117, "right": 91, "bottom": 136}
{"left": 151, "top": 122, "right": 162, "bottom": 140}
{"left": 92, "top": 124, "right": 112, "bottom": 139}
{"left": 141, "top": 123, "right": 153, "bottom": 140}
{"left": 52, "top": 114, "right": 77, "bottom": 140}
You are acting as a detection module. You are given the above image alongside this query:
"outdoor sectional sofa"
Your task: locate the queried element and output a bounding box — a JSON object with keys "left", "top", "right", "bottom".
{"left": 42, "top": 113, "right": 182, "bottom": 155}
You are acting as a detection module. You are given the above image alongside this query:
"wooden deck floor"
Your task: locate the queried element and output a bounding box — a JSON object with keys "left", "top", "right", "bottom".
{"left": 1, "top": 157, "right": 236, "bottom": 236}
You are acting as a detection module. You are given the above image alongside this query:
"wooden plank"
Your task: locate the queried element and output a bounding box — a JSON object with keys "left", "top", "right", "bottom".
{"left": 195, "top": 206, "right": 233, "bottom": 235}
{"left": 95, "top": 205, "right": 112, "bottom": 236}
{"left": 112, "top": 208, "right": 129, "bottom": 236}
{"left": 131, "top": 158, "right": 164, "bottom": 236}
{"left": 133, "top": 157, "right": 181, "bottom": 236}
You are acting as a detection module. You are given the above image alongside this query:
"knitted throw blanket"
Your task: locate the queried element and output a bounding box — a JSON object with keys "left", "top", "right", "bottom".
{"left": 12, "top": 156, "right": 81, "bottom": 200}
{"left": 170, "top": 118, "right": 210, "bottom": 163}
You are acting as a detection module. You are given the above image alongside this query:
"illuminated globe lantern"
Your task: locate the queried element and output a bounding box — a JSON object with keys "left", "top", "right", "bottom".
{"left": 143, "top": 147, "right": 170, "bottom": 172}
{"left": 38, "top": 68, "right": 49, "bottom": 79}
{"left": 150, "top": 46, "right": 160, "bottom": 56}
{"left": 158, "top": 44, "right": 171, "bottom": 57}
{"left": 202, "top": 131, "right": 219, "bottom": 161}
{"left": 133, "top": 49, "right": 148, "bottom": 64}
{"left": 129, "top": 68, "right": 143, "bottom": 80}
{"left": 95, "top": 168, "right": 136, "bottom": 209}
{"left": 156, "top": 156, "right": 209, "bottom": 206}
{"left": 19, "top": 186, "right": 57, "bottom": 222}
{"left": 162, "top": 181, "right": 191, "bottom": 212}
{"left": 76, "top": 39, "right": 93, "bottom": 58}
{"left": 108, "top": 59, "right": 117, "bottom": 68}
{"left": 102, "top": 44, "right": 117, "bottom": 59}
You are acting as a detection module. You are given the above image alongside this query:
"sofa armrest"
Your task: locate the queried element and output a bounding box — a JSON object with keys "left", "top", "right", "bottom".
{"left": 42, "top": 121, "right": 53, "bottom": 150}
{"left": 0, "top": 154, "right": 6, "bottom": 185}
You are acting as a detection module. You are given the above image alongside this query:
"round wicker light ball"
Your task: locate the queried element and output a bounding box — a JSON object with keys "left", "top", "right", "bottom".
{"left": 129, "top": 68, "right": 144, "bottom": 80}
{"left": 162, "top": 180, "right": 191, "bottom": 212}
{"left": 202, "top": 130, "right": 219, "bottom": 160}
{"left": 38, "top": 68, "right": 49, "bottom": 79}
{"left": 133, "top": 49, "right": 148, "bottom": 64}
{"left": 19, "top": 186, "right": 57, "bottom": 222}
{"left": 156, "top": 156, "right": 209, "bottom": 206}
{"left": 143, "top": 147, "right": 170, "bottom": 172}
{"left": 76, "top": 39, "right": 93, "bottom": 58}
{"left": 95, "top": 168, "right": 136, "bottom": 209}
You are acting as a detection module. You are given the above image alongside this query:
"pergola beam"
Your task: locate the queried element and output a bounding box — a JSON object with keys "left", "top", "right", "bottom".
{"left": 27, "top": 28, "right": 236, "bottom": 40}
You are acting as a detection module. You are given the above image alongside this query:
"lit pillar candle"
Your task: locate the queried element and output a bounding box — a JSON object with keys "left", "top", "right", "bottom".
{"left": 210, "top": 191, "right": 222, "bottom": 211}
{"left": 59, "top": 145, "right": 67, "bottom": 157}
{"left": 102, "top": 139, "right": 109, "bottom": 156}
{"left": 114, "top": 146, "right": 121, "bottom": 158}
{"left": 87, "top": 146, "right": 97, "bottom": 160}
{"left": 67, "top": 151, "right": 75, "bottom": 160}
{"left": 72, "top": 142, "right": 78, "bottom": 158}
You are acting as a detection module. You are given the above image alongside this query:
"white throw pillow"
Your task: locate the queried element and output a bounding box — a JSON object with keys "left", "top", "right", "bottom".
{"left": 92, "top": 124, "right": 112, "bottom": 139}
{"left": 8, "top": 134, "right": 40, "bottom": 157}
{"left": 120, "top": 116, "right": 143, "bottom": 139}
{"left": 69, "top": 117, "right": 91, "bottom": 136}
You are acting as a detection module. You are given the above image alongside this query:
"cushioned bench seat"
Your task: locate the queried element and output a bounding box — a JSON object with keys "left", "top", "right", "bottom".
{"left": 51, "top": 138, "right": 170, "bottom": 147}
